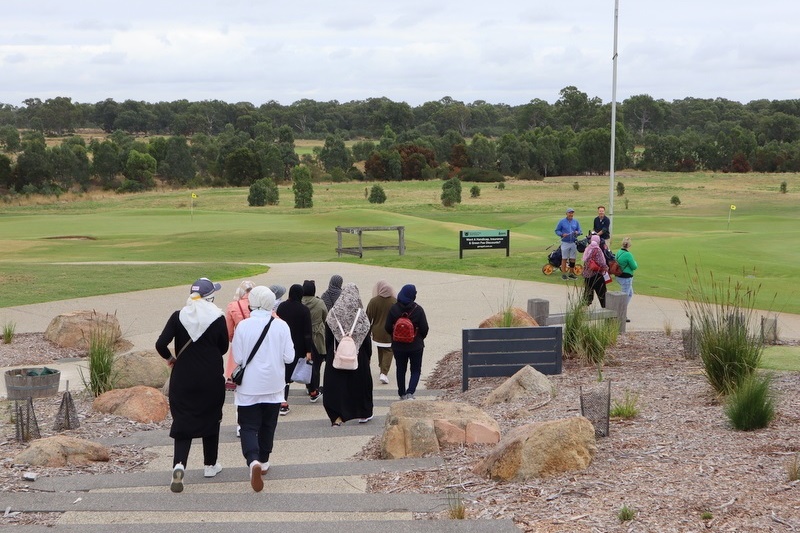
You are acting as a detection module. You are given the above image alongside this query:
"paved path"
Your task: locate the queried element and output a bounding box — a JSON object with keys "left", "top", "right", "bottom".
{"left": 3, "top": 263, "right": 799, "bottom": 529}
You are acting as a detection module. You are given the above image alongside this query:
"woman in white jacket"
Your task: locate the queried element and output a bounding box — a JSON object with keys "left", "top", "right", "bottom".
{"left": 232, "top": 286, "right": 295, "bottom": 492}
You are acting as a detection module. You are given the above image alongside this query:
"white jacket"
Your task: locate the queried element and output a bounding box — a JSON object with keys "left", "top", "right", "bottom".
{"left": 232, "top": 310, "right": 294, "bottom": 397}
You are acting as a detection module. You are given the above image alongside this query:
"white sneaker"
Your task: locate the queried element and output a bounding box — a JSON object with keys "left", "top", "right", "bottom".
{"left": 250, "top": 461, "right": 264, "bottom": 492}
{"left": 379, "top": 374, "right": 389, "bottom": 384}
{"left": 358, "top": 415, "right": 374, "bottom": 424}
{"left": 261, "top": 461, "right": 270, "bottom": 476}
{"left": 204, "top": 463, "right": 222, "bottom": 478}
{"left": 170, "top": 463, "right": 185, "bottom": 493}
{"left": 236, "top": 426, "right": 240, "bottom": 438}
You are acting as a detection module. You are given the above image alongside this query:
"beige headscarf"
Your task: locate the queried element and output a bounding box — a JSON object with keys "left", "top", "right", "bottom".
{"left": 372, "top": 280, "right": 395, "bottom": 299}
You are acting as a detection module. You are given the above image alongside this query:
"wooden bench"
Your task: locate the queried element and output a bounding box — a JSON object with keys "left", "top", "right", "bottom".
{"left": 461, "top": 326, "right": 563, "bottom": 391}
{"left": 335, "top": 225, "right": 405, "bottom": 258}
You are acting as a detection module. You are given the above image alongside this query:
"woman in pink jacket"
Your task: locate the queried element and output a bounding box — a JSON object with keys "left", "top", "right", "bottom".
{"left": 225, "top": 281, "right": 255, "bottom": 384}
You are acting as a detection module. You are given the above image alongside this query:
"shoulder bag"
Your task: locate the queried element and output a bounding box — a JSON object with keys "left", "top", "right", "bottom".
{"left": 230, "top": 318, "right": 273, "bottom": 386}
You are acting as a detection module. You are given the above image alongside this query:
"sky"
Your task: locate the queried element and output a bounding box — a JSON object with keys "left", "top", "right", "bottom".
{"left": 2, "top": 0, "right": 799, "bottom": 109}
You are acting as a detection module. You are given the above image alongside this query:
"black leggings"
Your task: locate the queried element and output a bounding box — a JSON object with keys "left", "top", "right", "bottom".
{"left": 172, "top": 428, "right": 220, "bottom": 468}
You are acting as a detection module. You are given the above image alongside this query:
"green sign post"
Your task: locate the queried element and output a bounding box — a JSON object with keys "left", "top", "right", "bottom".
{"left": 459, "top": 230, "right": 510, "bottom": 259}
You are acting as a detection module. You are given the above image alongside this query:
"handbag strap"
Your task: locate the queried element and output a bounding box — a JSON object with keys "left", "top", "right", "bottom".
{"left": 176, "top": 339, "right": 192, "bottom": 359}
{"left": 242, "top": 318, "right": 273, "bottom": 369}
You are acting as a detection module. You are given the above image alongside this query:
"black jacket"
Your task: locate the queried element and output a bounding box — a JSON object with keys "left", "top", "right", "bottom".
{"left": 385, "top": 301, "right": 429, "bottom": 352}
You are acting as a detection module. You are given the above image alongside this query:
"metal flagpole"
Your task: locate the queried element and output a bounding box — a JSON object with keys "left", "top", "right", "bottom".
{"left": 609, "top": 0, "right": 620, "bottom": 237}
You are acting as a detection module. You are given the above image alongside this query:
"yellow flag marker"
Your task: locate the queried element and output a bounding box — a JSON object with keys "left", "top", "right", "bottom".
{"left": 191, "top": 193, "right": 198, "bottom": 199}
{"left": 730, "top": 205, "right": 736, "bottom": 210}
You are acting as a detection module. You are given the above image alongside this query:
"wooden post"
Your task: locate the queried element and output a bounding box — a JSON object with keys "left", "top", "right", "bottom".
{"left": 398, "top": 226, "right": 405, "bottom": 255}
{"left": 605, "top": 291, "right": 627, "bottom": 333}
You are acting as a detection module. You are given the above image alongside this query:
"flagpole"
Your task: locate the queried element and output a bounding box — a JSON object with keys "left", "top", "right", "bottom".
{"left": 608, "top": 0, "right": 619, "bottom": 237}
{"left": 727, "top": 204, "right": 735, "bottom": 230}
{"left": 191, "top": 192, "right": 195, "bottom": 222}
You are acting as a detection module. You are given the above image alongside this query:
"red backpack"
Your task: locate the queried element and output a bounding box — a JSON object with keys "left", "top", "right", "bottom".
{"left": 392, "top": 306, "right": 417, "bottom": 343}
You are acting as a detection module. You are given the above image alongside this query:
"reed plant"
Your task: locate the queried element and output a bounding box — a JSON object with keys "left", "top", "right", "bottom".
{"left": 80, "top": 323, "right": 118, "bottom": 397}
{"left": 610, "top": 389, "right": 640, "bottom": 419}
{"left": 787, "top": 454, "right": 800, "bottom": 482}
{"left": 2, "top": 320, "right": 15, "bottom": 344}
{"left": 617, "top": 504, "right": 636, "bottom": 522}
{"left": 564, "top": 291, "right": 618, "bottom": 365}
{"left": 683, "top": 266, "right": 766, "bottom": 395}
{"left": 724, "top": 372, "right": 775, "bottom": 431}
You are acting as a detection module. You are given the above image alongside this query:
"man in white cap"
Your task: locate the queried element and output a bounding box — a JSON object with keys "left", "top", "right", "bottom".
{"left": 554, "top": 208, "right": 582, "bottom": 280}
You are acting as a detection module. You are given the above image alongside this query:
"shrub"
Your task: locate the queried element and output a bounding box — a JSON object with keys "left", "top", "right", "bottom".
{"left": 441, "top": 177, "right": 462, "bottom": 207}
{"left": 497, "top": 182, "right": 505, "bottom": 190}
{"left": 624, "top": 197, "right": 629, "bottom": 210}
{"left": 610, "top": 389, "right": 640, "bottom": 419}
{"left": 80, "top": 323, "right": 118, "bottom": 397}
{"left": 683, "top": 268, "right": 765, "bottom": 395}
{"left": 725, "top": 372, "right": 775, "bottom": 430}
{"left": 470, "top": 185, "right": 480, "bottom": 198}
{"left": 617, "top": 504, "right": 636, "bottom": 522}
{"left": 616, "top": 181, "right": 625, "bottom": 196}
{"left": 670, "top": 195, "right": 681, "bottom": 206}
{"left": 368, "top": 184, "right": 387, "bottom": 204}
{"left": 3, "top": 320, "right": 15, "bottom": 344}
{"left": 248, "top": 177, "right": 279, "bottom": 206}
{"left": 563, "top": 292, "right": 618, "bottom": 366}
{"left": 780, "top": 180, "right": 787, "bottom": 194}
{"left": 517, "top": 168, "right": 543, "bottom": 181}
{"left": 573, "top": 181, "right": 580, "bottom": 191}
{"left": 329, "top": 168, "right": 348, "bottom": 183}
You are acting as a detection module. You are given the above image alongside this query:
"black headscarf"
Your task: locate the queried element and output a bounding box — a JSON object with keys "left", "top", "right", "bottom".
{"left": 321, "top": 274, "right": 343, "bottom": 310}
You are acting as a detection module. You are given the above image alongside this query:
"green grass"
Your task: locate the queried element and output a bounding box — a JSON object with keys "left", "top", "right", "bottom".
{"left": 1, "top": 171, "right": 799, "bottom": 311}
{"left": 761, "top": 346, "right": 800, "bottom": 372}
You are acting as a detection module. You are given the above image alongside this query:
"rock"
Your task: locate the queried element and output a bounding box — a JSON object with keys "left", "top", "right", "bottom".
{"left": 114, "top": 350, "right": 170, "bottom": 389}
{"left": 479, "top": 308, "right": 539, "bottom": 328}
{"left": 14, "top": 435, "right": 109, "bottom": 467}
{"left": 93, "top": 385, "right": 168, "bottom": 423}
{"left": 483, "top": 366, "right": 554, "bottom": 406}
{"left": 381, "top": 400, "right": 500, "bottom": 459}
{"left": 475, "top": 416, "right": 596, "bottom": 481}
{"left": 44, "top": 310, "right": 122, "bottom": 350}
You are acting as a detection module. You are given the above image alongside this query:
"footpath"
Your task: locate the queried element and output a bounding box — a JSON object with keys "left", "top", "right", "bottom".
{"left": 2, "top": 263, "right": 799, "bottom": 530}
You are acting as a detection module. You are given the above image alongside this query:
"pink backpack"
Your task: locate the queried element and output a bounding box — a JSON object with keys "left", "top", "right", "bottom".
{"left": 333, "top": 308, "right": 360, "bottom": 370}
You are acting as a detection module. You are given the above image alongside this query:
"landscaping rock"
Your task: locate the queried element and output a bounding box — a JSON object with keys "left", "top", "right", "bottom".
{"left": 93, "top": 385, "right": 168, "bottom": 423}
{"left": 381, "top": 399, "right": 500, "bottom": 459}
{"left": 475, "top": 416, "right": 596, "bottom": 481}
{"left": 114, "top": 350, "right": 170, "bottom": 389}
{"left": 478, "top": 307, "right": 539, "bottom": 328}
{"left": 483, "top": 365, "right": 554, "bottom": 406}
{"left": 14, "top": 435, "right": 109, "bottom": 467}
{"left": 44, "top": 310, "right": 121, "bottom": 350}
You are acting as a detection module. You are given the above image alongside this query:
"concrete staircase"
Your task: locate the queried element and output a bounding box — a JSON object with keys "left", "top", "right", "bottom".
{"left": 6, "top": 387, "right": 518, "bottom": 532}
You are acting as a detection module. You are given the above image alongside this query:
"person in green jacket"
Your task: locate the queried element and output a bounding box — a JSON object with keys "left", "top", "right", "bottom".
{"left": 615, "top": 237, "right": 639, "bottom": 321}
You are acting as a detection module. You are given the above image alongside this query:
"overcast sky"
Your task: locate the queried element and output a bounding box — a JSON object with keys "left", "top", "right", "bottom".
{"left": 2, "top": 0, "right": 798, "bottom": 108}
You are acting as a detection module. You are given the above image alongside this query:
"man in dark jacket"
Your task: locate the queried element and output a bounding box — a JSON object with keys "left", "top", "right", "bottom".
{"left": 384, "top": 284, "right": 429, "bottom": 400}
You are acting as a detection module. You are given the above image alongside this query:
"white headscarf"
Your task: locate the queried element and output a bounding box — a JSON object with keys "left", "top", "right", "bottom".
{"left": 179, "top": 294, "right": 224, "bottom": 341}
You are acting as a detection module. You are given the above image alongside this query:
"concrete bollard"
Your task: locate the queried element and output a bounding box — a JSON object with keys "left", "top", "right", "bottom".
{"left": 761, "top": 316, "right": 778, "bottom": 345}
{"left": 605, "top": 291, "right": 627, "bottom": 333}
{"left": 527, "top": 298, "right": 550, "bottom": 326}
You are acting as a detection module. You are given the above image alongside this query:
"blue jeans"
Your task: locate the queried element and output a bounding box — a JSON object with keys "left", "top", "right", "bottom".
{"left": 237, "top": 403, "right": 280, "bottom": 465}
{"left": 617, "top": 276, "right": 634, "bottom": 304}
{"left": 394, "top": 349, "right": 423, "bottom": 398}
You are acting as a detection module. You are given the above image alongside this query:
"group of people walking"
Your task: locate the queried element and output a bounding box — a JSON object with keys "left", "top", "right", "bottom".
{"left": 155, "top": 275, "right": 428, "bottom": 493}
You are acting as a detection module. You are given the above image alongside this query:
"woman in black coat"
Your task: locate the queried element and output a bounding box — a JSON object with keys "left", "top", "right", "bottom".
{"left": 155, "top": 278, "right": 228, "bottom": 493}
{"left": 384, "top": 284, "right": 429, "bottom": 400}
{"left": 276, "top": 284, "right": 313, "bottom": 415}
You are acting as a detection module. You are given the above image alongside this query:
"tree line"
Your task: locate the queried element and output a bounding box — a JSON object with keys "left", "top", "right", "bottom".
{"left": 1, "top": 87, "right": 799, "bottom": 196}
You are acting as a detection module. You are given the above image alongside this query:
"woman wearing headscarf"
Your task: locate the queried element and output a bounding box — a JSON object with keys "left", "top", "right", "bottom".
{"left": 232, "top": 286, "right": 295, "bottom": 492}
{"left": 301, "top": 280, "right": 327, "bottom": 402}
{"left": 324, "top": 282, "right": 373, "bottom": 426}
{"left": 225, "top": 280, "right": 255, "bottom": 385}
{"left": 269, "top": 284, "right": 286, "bottom": 313}
{"left": 275, "top": 284, "right": 313, "bottom": 416}
{"left": 582, "top": 234, "right": 609, "bottom": 308}
{"left": 615, "top": 237, "right": 638, "bottom": 322}
{"left": 365, "top": 280, "right": 396, "bottom": 385}
{"left": 320, "top": 274, "right": 343, "bottom": 362}
{"left": 385, "top": 284, "right": 429, "bottom": 400}
{"left": 155, "top": 277, "right": 228, "bottom": 493}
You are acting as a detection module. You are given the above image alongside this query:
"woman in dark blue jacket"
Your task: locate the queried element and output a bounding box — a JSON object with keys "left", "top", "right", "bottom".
{"left": 384, "top": 284, "right": 429, "bottom": 400}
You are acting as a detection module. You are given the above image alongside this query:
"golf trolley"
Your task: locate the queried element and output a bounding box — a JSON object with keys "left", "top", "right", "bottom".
{"left": 541, "top": 238, "right": 587, "bottom": 276}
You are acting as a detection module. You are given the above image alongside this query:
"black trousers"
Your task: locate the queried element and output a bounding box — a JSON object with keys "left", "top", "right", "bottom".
{"left": 237, "top": 402, "right": 280, "bottom": 465}
{"left": 172, "top": 426, "right": 220, "bottom": 468}
{"left": 583, "top": 274, "right": 607, "bottom": 308}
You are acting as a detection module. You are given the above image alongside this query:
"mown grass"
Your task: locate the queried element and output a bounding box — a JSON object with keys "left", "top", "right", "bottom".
{"left": 1, "top": 171, "right": 799, "bottom": 312}
{"left": 760, "top": 346, "right": 800, "bottom": 372}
